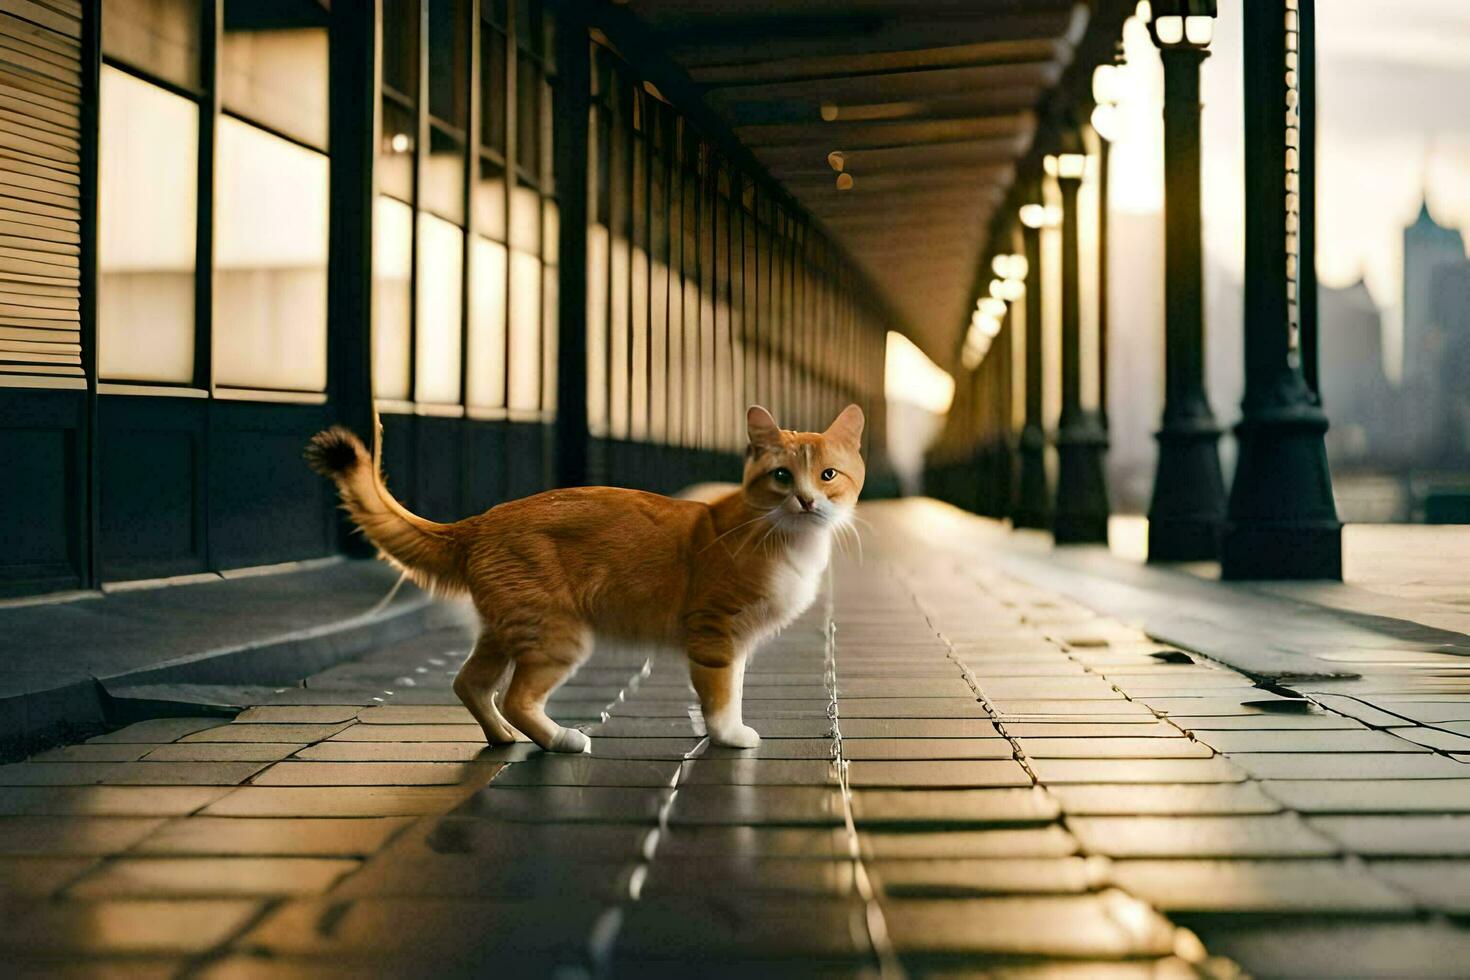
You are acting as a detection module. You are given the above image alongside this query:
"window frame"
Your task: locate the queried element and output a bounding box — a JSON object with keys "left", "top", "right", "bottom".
{"left": 99, "top": 0, "right": 334, "bottom": 404}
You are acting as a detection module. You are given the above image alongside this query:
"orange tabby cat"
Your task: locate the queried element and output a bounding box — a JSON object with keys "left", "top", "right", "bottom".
{"left": 306, "top": 405, "right": 865, "bottom": 752}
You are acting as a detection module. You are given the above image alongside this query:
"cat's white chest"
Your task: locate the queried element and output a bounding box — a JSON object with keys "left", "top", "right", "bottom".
{"left": 739, "top": 532, "right": 831, "bottom": 642}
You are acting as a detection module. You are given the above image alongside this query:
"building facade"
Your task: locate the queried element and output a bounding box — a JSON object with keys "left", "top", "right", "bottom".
{"left": 0, "top": 0, "right": 892, "bottom": 598}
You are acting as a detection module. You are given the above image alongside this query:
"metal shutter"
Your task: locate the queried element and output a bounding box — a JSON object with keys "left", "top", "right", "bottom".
{"left": 0, "top": 0, "right": 82, "bottom": 386}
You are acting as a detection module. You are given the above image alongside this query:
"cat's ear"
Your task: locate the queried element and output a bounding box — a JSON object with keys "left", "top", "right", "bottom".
{"left": 824, "top": 404, "right": 865, "bottom": 448}
{"left": 747, "top": 405, "right": 783, "bottom": 450}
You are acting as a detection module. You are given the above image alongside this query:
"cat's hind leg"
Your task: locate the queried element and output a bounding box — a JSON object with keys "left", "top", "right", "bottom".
{"left": 501, "top": 623, "right": 594, "bottom": 754}
{"left": 453, "top": 634, "right": 519, "bottom": 745}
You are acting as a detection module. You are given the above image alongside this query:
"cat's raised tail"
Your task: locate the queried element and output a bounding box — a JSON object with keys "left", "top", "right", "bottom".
{"left": 305, "top": 416, "right": 467, "bottom": 596}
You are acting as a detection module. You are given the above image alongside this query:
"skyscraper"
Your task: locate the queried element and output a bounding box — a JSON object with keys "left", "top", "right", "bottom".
{"left": 1402, "top": 200, "right": 1467, "bottom": 463}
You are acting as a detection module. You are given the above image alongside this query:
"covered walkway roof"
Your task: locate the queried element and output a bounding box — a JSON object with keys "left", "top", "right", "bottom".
{"left": 622, "top": 0, "right": 1128, "bottom": 364}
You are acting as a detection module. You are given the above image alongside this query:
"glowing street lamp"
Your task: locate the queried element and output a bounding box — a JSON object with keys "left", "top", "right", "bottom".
{"left": 1143, "top": 0, "right": 1217, "bottom": 50}
{"left": 1142, "top": 0, "right": 1227, "bottom": 562}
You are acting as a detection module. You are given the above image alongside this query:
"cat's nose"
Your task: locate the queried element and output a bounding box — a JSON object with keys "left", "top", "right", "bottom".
{"left": 796, "top": 494, "right": 815, "bottom": 512}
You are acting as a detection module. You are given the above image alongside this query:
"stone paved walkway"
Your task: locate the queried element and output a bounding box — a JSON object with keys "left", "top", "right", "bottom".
{"left": 4, "top": 503, "right": 1470, "bottom": 977}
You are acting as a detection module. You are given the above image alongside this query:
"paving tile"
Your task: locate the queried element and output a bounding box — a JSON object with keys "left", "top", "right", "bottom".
{"left": 839, "top": 738, "right": 1013, "bottom": 760}
{"left": 657, "top": 826, "right": 849, "bottom": 859}
{"left": 975, "top": 679, "right": 1123, "bottom": 699}
{"left": 1050, "top": 782, "right": 1283, "bottom": 816}
{"left": 1393, "top": 727, "right": 1470, "bottom": 752}
{"left": 1015, "top": 737, "right": 1212, "bottom": 759}
{"left": 1201, "top": 921, "right": 1470, "bottom": 980}
{"left": 0, "top": 899, "right": 262, "bottom": 954}
{"left": 1263, "top": 779, "right": 1470, "bottom": 813}
{"left": 291, "top": 740, "right": 536, "bottom": 762}
{"left": 0, "top": 816, "right": 165, "bottom": 855}
{"left": 638, "top": 856, "right": 858, "bottom": 896}
{"left": 703, "top": 738, "right": 836, "bottom": 760}
{"left": 668, "top": 786, "right": 844, "bottom": 826}
{"left": 881, "top": 894, "right": 1176, "bottom": 958}
{"left": 1366, "top": 860, "right": 1470, "bottom": 914}
{"left": 455, "top": 785, "right": 670, "bottom": 823}
{"left": 240, "top": 897, "right": 605, "bottom": 961}
{"left": 181, "top": 723, "right": 353, "bottom": 743}
{"left": 327, "top": 724, "right": 489, "bottom": 742}
{"left": 838, "top": 678, "right": 974, "bottom": 697}
{"left": 846, "top": 759, "right": 1032, "bottom": 788}
{"left": 69, "top": 857, "right": 359, "bottom": 898}
{"left": 614, "top": 896, "right": 869, "bottom": 962}
{"left": 0, "top": 856, "right": 96, "bottom": 895}
{"left": 234, "top": 706, "right": 361, "bottom": 724}
{"left": 1002, "top": 721, "right": 1183, "bottom": 738}
{"left": 989, "top": 699, "right": 1153, "bottom": 718}
{"left": 1028, "top": 757, "right": 1245, "bottom": 784}
{"left": 583, "top": 737, "right": 704, "bottom": 760}
{"left": 0, "top": 762, "right": 267, "bottom": 786}
{"left": 1163, "top": 712, "right": 1369, "bottom": 731}
{"left": 331, "top": 848, "right": 634, "bottom": 901}
{"left": 858, "top": 825, "right": 1079, "bottom": 859}
{"left": 30, "top": 744, "right": 155, "bottom": 763}
{"left": 133, "top": 817, "right": 413, "bottom": 856}
{"left": 1109, "top": 858, "right": 1414, "bottom": 913}
{"left": 0, "top": 786, "right": 231, "bottom": 817}
{"left": 202, "top": 785, "right": 485, "bottom": 818}
{"left": 850, "top": 788, "right": 1060, "bottom": 826}
{"left": 1308, "top": 815, "right": 1470, "bottom": 856}
{"left": 250, "top": 761, "right": 501, "bottom": 786}
{"left": 490, "top": 758, "right": 680, "bottom": 787}
{"left": 679, "top": 759, "right": 837, "bottom": 785}
{"left": 831, "top": 698, "right": 985, "bottom": 718}
{"left": 837, "top": 719, "right": 1000, "bottom": 738}
{"left": 870, "top": 857, "right": 1100, "bottom": 896}
{"left": 1299, "top": 694, "right": 1418, "bottom": 727}
{"left": 353, "top": 705, "right": 477, "bottom": 725}
{"left": 140, "top": 743, "right": 307, "bottom": 763}
{"left": 87, "top": 719, "right": 231, "bottom": 744}
{"left": 1191, "top": 729, "right": 1424, "bottom": 753}
{"left": 1067, "top": 814, "right": 1339, "bottom": 858}
{"left": 1228, "top": 752, "right": 1467, "bottom": 781}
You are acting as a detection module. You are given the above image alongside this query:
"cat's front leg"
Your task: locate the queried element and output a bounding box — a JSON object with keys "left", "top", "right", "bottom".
{"left": 687, "top": 634, "right": 759, "bottom": 749}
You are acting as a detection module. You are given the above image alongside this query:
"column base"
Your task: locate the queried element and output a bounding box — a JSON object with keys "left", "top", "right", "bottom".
{"left": 1221, "top": 400, "right": 1342, "bottom": 580}
{"left": 1054, "top": 415, "right": 1110, "bottom": 546}
{"left": 1012, "top": 424, "right": 1050, "bottom": 530}
{"left": 1219, "top": 520, "right": 1342, "bottom": 580}
{"left": 1147, "top": 420, "right": 1226, "bottom": 562}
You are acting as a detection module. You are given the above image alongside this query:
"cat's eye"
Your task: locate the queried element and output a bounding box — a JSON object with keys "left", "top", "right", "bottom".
{"left": 821, "top": 468, "right": 837, "bottom": 482}
{"left": 771, "top": 467, "right": 792, "bottom": 484}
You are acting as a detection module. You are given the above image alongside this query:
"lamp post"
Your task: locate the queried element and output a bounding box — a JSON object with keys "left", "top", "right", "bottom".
{"left": 1051, "top": 127, "right": 1111, "bottom": 545}
{"left": 1141, "top": 0, "right": 1228, "bottom": 561}
{"left": 1221, "top": 0, "right": 1340, "bottom": 578}
{"left": 1012, "top": 178, "right": 1051, "bottom": 529}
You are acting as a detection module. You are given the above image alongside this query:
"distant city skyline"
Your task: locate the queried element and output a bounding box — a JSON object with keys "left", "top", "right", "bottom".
{"left": 1106, "top": 1, "right": 1470, "bottom": 384}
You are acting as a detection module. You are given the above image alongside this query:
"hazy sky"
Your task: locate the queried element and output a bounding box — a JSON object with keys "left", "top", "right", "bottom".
{"left": 1107, "top": 0, "right": 1470, "bottom": 382}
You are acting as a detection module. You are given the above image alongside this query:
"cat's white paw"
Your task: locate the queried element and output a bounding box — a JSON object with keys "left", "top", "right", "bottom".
{"left": 710, "top": 724, "right": 761, "bottom": 749}
{"left": 548, "top": 727, "right": 591, "bottom": 754}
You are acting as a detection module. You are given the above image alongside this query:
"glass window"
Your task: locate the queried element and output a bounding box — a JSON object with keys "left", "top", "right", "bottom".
{"left": 541, "top": 262, "right": 557, "bottom": 413}
{"left": 220, "top": 3, "right": 329, "bottom": 150}
{"left": 97, "top": 66, "right": 197, "bottom": 383}
{"left": 467, "top": 235, "right": 507, "bottom": 409}
{"left": 479, "top": 20, "right": 508, "bottom": 155}
{"left": 415, "top": 212, "right": 465, "bottom": 404}
{"left": 586, "top": 222, "right": 609, "bottom": 435}
{"left": 380, "top": 98, "right": 416, "bottom": 205}
{"left": 508, "top": 248, "right": 541, "bottom": 413}
{"left": 373, "top": 196, "right": 413, "bottom": 400}
{"left": 475, "top": 158, "right": 508, "bottom": 241}
{"left": 213, "top": 117, "right": 328, "bottom": 392}
{"left": 425, "top": 0, "right": 469, "bottom": 224}
{"left": 381, "top": 0, "right": 419, "bottom": 99}
{"left": 515, "top": 57, "right": 541, "bottom": 178}
{"left": 103, "top": 0, "right": 201, "bottom": 89}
